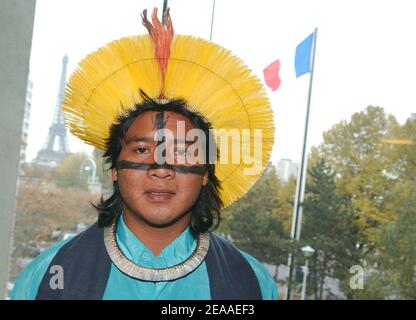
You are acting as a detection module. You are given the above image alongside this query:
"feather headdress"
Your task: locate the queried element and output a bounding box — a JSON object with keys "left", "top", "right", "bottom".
{"left": 62, "top": 8, "right": 274, "bottom": 208}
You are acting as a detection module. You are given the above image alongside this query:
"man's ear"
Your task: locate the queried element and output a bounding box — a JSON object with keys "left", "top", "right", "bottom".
{"left": 202, "top": 171, "right": 209, "bottom": 186}
{"left": 112, "top": 168, "right": 118, "bottom": 182}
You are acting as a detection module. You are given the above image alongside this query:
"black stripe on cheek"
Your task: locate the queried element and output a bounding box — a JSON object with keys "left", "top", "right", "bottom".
{"left": 173, "top": 166, "right": 207, "bottom": 176}
{"left": 116, "top": 160, "right": 151, "bottom": 171}
{"left": 115, "top": 160, "right": 206, "bottom": 175}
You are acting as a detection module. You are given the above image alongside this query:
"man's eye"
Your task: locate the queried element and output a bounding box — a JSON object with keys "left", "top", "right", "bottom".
{"left": 136, "top": 147, "right": 150, "bottom": 154}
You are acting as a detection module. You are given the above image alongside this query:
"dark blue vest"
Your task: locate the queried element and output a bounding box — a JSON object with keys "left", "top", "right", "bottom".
{"left": 35, "top": 223, "right": 262, "bottom": 300}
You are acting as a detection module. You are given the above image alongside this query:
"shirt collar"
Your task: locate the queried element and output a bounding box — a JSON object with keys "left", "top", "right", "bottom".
{"left": 115, "top": 214, "right": 197, "bottom": 268}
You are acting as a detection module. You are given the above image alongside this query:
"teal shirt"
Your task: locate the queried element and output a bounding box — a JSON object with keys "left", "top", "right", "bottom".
{"left": 11, "top": 216, "right": 278, "bottom": 300}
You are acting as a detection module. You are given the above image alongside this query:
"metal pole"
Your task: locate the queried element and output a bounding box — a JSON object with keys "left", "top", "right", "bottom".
{"left": 209, "top": 0, "right": 216, "bottom": 41}
{"left": 162, "top": 0, "right": 168, "bottom": 23}
{"left": 295, "top": 28, "right": 318, "bottom": 240}
{"left": 284, "top": 28, "right": 318, "bottom": 300}
{"left": 301, "top": 258, "right": 309, "bottom": 300}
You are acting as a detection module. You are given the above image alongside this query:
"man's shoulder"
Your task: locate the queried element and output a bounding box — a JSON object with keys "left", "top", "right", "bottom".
{"left": 11, "top": 237, "right": 74, "bottom": 300}
{"left": 209, "top": 233, "right": 278, "bottom": 300}
{"left": 238, "top": 250, "right": 279, "bottom": 300}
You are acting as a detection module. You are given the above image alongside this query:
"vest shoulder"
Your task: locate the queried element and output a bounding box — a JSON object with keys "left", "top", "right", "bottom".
{"left": 238, "top": 250, "right": 279, "bottom": 300}
{"left": 209, "top": 233, "right": 278, "bottom": 299}
{"left": 209, "top": 232, "right": 238, "bottom": 249}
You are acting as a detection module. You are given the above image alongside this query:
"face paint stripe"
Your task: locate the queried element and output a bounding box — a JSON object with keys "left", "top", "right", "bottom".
{"left": 155, "top": 111, "right": 166, "bottom": 154}
{"left": 155, "top": 111, "right": 165, "bottom": 130}
{"left": 116, "top": 160, "right": 206, "bottom": 176}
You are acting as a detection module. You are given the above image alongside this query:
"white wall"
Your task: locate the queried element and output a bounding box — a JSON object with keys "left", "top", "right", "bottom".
{"left": 0, "top": 0, "right": 36, "bottom": 299}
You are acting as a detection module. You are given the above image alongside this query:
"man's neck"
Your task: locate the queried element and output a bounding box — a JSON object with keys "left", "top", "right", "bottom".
{"left": 122, "top": 211, "right": 191, "bottom": 257}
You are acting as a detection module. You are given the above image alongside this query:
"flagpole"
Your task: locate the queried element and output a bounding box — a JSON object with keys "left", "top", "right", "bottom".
{"left": 209, "top": 0, "right": 216, "bottom": 41}
{"left": 285, "top": 27, "right": 318, "bottom": 300}
{"left": 296, "top": 27, "right": 318, "bottom": 240}
{"left": 162, "top": 0, "right": 168, "bottom": 23}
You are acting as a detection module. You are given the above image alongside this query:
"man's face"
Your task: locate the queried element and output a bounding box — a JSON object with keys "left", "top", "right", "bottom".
{"left": 112, "top": 111, "right": 209, "bottom": 228}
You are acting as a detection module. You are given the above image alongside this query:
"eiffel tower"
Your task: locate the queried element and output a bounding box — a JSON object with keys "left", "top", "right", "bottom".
{"left": 36, "top": 55, "right": 71, "bottom": 166}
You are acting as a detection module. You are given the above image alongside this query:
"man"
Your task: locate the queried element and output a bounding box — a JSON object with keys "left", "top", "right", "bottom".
{"left": 12, "top": 8, "right": 276, "bottom": 299}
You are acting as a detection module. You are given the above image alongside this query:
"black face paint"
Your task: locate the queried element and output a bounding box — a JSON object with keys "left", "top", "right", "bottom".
{"left": 155, "top": 111, "right": 165, "bottom": 144}
{"left": 155, "top": 111, "right": 166, "bottom": 161}
{"left": 116, "top": 160, "right": 207, "bottom": 176}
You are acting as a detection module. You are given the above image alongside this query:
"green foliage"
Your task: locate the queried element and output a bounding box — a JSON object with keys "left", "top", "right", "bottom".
{"left": 302, "top": 158, "right": 362, "bottom": 299}
{"left": 226, "top": 164, "right": 280, "bottom": 215}
{"left": 53, "top": 153, "right": 90, "bottom": 188}
{"left": 342, "top": 272, "right": 393, "bottom": 300}
{"left": 340, "top": 184, "right": 416, "bottom": 300}
{"left": 20, "top": 162, "right": 55, "bottom": 180}
{"left": 374, "top": 180, "right": 416, "bottom": 299}
{"left": 388, "top": 117, "right": 416, "bottom": 180}
{"left": 52, "top": 150, "right": 112, "bottom": 190}
{"left": 227, "top": 208, "right": 289, "bottom": 266}
{"left": 275, "top": 175, "right": 296, "bottom": 233}
{"left": 317, "top": 106, "right": 401, "bottom": 243}
{"left": 92, "top": 148, "right": 113, "bottom": 191}
{"left": 311, "top": 107, "right": 415, "bottom": 299}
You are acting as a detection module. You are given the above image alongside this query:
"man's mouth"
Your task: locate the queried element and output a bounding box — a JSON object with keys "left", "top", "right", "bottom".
{"left": 144, "top": 189, "right": 176, "bottom": 202}
{"left": 145, "top": 189, "right": 176, "bottom": 194}
{"left": 148, "top": 192, "right": 175, "bottom": 196}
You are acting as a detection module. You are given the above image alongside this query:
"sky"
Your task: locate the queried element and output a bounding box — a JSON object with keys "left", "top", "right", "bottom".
{"left": 25, "top": 0, "right": 416, "bottom": 166}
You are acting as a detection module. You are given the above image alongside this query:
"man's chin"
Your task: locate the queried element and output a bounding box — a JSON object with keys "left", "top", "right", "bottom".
{"left": 144, "top": 218, "right": 180, "bottom": 228}
{"left": 132, "top": 210, "right": 191, "bottom": 229}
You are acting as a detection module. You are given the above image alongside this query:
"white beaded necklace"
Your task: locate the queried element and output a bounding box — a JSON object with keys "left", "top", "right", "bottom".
{"left": 103, "top": 219, "right": 210, "bottom": 282}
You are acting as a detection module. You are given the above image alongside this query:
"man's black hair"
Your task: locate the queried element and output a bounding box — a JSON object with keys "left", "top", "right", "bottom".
{"left": 93, "top": 91, "right": 223, "bottom": 234}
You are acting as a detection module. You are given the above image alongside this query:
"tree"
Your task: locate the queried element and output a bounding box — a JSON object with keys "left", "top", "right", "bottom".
{"left": 227, "top": 208, "right": 289, "bottom": 267}
{"left": 376, "top": 180, "right": 416, "bottom": 299}
{"left": 53, "top": 153, "right": 90, "bottom": 189}
{"left": 92, "top": 148, "right": 114, "bottom": 191}
{"left": 308, "top": 109, "right": 415, "bottom": 299}
{"left": 302, "top": 157, "right": 362, "bottom": 299}
{"left": 388, "top": 116, "right": 416, "bottom": 180}
{"left": 222, "top": 164, "right": 281, "bottom": 216}
{"left": 316, "top": 106, "right": 401, "bottom": 243}
{"left": 20, "top": 162, "right": 55, "bottom": 180}
{"left": 341, "top": 179, "right": 416, "bottom": 300}
{"left": 275, "top": 175, "right": 296, "bottom": 234}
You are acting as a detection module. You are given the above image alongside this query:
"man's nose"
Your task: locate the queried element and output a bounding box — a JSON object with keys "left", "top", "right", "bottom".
{"left": 147, "top": 165, "right": 175, "bottom": 180}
